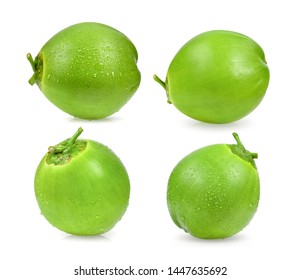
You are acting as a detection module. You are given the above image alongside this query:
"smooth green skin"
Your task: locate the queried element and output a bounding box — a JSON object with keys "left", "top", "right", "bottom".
{"left": 34, "top": 130, "right": 130, "bottom": 236}
{"left": 155, "top": 30, "right": 270, "bottom": 124}
{"left": 167, "top": 139, "right": 260, "bottom": 239}
{"left": 27, "top": 22, "right": 141, "bottom": 120}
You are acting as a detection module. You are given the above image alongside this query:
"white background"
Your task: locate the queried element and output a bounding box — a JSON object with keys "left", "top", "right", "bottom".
{"left": 1, "top": 0, "right": 300, "bottom": 279}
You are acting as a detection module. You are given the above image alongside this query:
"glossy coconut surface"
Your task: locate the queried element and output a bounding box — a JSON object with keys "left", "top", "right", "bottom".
{"left": 34, "top": 131, "right": 130, "bottom": 236}
{"left": 166, "top": 30, "right": 270, "bottom": 123}
{"left": 167, "top": 136, "right": 260, "bottom": 239}
{"left": 28, "top": 22, "right": 141, "bottom": 119}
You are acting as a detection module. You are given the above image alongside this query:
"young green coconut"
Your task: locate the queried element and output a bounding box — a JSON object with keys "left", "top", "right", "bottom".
{"left": 27, "top": 22, "right": 141, "bottom": 120}
{"left": 34, "top": 128, "right": 130, "bottom": 235}
{"left": 167, "top": 133, "right": 260, "bottom": 239}
{"left": 154, "top": 30, "right": 270, "bottom": 124}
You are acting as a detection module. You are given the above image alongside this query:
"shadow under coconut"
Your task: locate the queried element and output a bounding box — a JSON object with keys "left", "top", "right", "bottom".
{"left": 63, "top": 234, "right": 112, "bottom": 243}
{"left": 182, "top": 116, "right": 253, "bottom": 131}
{"left": 67, "top": 114, "right": 123, "bottom": 124}
{"left": 177, "top": 232, "right": 248, "bottom": 244}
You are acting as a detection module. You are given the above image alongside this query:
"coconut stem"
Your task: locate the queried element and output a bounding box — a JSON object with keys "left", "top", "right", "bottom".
{"left": 27, "top": 53, "right": 37, "bottom": 85}
{"left": 153, "top": 74, "right": 166, "bottom": 90}
{"left": 232, "top": 132, "right": 258, "bottom": 159}
{"left": 48, "top": 128, "right": 83, "bottom": 154}
{"left": 28, "top": 74, "right": 36, "bottom": 85}
{"left": 27, "top": 53, "right": 36, "bottom": 71}
{"left": 68, "top": 127, "right": 84, "bottom": 145}
{"left": 232, "top": 132, "right": 245, "bottom": 148}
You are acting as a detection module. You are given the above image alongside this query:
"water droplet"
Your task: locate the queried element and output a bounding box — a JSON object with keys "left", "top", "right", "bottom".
{"left": 93, "top": 73, "right": 97, "bottom": 78}
{"left": 111, "top": 72, "right": 115, "bottom": 77}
